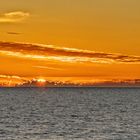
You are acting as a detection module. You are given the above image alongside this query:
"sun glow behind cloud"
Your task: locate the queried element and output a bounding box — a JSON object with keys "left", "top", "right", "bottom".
{"left": 0, "top": 74, "right": 140, "bottom": 87}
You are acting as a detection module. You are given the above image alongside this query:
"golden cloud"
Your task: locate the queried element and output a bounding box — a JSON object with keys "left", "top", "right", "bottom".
{"left": 0, "top": 75, "right": 28, "bottom": 86}
{"left": 0, "top": 11, "right": 30, "bottom": 23}
{"left": 0, "top": 41, "right": 140, "bottom": 64}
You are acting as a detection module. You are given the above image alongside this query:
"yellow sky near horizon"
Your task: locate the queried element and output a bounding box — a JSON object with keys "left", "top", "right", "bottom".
{"left": 0, "top": 0, "right": 140, "bottom": 86}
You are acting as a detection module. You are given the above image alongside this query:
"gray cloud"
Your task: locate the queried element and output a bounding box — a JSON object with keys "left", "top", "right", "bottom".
{"left": 7, "top": 32, "right": 21, "bottom": 35}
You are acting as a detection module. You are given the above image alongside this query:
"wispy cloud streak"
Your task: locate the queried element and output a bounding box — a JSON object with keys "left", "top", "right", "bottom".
{"left": 7, "top": 32, "right": 21, "bottom": 35}
{"left": 0, "top": 41, "right": 140, "bottom": 64}
{"left": 32, "top": 66, "right": 63, "bottom": 71}
{"left": 0, "top": 11, "right": 30, "bottom": 23}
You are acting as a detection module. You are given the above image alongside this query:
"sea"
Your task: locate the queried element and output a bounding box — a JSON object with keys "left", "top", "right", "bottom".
{"left": 0, "top": 87, "right": 139, "bottom": 140}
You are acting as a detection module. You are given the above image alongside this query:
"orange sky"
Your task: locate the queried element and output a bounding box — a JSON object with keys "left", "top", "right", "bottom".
{"left": 0, "top": 0, "right": 140, "bottom": 86}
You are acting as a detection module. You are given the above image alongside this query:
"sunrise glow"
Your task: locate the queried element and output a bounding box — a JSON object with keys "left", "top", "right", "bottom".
{"left": 0, "top": 0, "right": 140, "bottom": 87}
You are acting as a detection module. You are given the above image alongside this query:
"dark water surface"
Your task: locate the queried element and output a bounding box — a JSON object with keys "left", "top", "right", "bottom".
{"left": 0, "top": 87, "right": 140, "bottom": 140}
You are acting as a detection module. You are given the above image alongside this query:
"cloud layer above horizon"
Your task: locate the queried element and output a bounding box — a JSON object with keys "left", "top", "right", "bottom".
{"left": 0, "top": 41, "right": 140, "bottom": 86}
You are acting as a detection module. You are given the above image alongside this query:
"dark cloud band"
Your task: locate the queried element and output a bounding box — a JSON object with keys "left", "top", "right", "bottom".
{"left": 0, "top": 41, "right": 140, "bottom": 63}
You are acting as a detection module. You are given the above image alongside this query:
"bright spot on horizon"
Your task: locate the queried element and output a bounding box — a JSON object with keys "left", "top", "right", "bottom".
{"left": 37, "top": 78, "right": 46, "bottom": 83}
{"left": 36, "top": 78, "right": 46, "bottom": 87}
